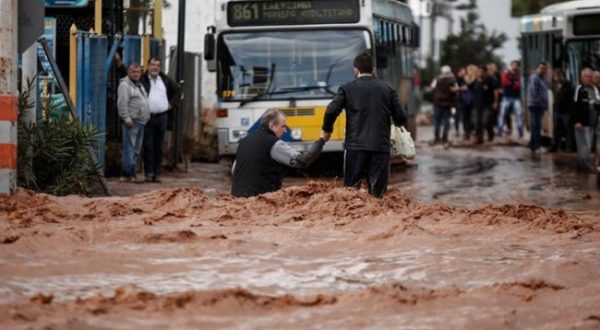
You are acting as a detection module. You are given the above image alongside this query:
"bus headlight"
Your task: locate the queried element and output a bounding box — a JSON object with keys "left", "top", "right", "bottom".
{"left": 291, "top": 128, "right": 302, "bottom": 140}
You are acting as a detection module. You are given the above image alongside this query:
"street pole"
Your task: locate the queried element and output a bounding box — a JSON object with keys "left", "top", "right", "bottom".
{"left": 419, "top": 0, "right": 424, "bottom": 68}
{"left": 0, "top": 0, "right": 18, "bottom": 195}
{"left": 172, "top": 0, "right": 186, "bottom": 167}
{"left": 429, "top": 2, "right": 436, "bottom": 78}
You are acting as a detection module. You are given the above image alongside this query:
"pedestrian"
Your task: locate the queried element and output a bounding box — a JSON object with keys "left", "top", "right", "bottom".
{"left": 573, "top": 68, "right": 600, "bottom": 173}
{"left": 231, "top": 109, "right": 325, "bottom": 197}
{"left": 321, "top": 52, "right": 407, "bottom": 198}
{"left": 140, "top": 57, "right": 181, "bottom": 183}
{"left": 457, "top": 64, "right": 477, "bottom": 141}
{"left": 593, "top": 71, "right": 600, "bottom": 89}
{"left": 117, "top": 63, "right": 150, "bottom": 182}
{"left": 486, "top": 62, "right": 501, "bottom": 142}
{"left": 472, "top": 65, "right": 498, "bottom": 144}
{"left": 497, "top": 60, "right": 524, "bottom": 138}
{"left": 430, "top": 65, "right": 458, "bottom": 146}
{"left": 453, "top": 67, "right": 467, "bottom": 138}
{"left": 549, "top": 69, "right": 575, "bottom": 152}
{"left": 526, "top": 61, "right": 549, "bottom": 155}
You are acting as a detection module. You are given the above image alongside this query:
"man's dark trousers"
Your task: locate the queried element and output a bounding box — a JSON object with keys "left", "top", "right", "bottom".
{"left": 143, "top": 112, "right": 168, "bottom": 180}
{"left": 344, "top": 150, "right": 390, "bottom": 198}
{"left": 528, "top": 106, "right": 545, "bottom": 152}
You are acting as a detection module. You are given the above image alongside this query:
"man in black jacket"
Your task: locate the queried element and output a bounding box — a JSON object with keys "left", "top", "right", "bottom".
{"left": 140, "top": 57, "right": 181, "bottom": 183}
{"left": 231, "top": 109, "right": 326, "bottom": 197}
{"left": 573, "top": 68, "right": 600, "bottom": 173}
{"left": 321, "top": 52, "right": 407, "bottom": 198}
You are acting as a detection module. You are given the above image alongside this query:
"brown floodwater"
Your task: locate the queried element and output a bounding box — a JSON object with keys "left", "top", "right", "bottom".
{"left": 1, "top": 172, "right": 599, "bottom": 329}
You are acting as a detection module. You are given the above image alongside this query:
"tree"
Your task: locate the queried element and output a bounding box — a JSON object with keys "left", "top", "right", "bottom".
{"left": 511, "top": 0, "right": 563, "bottom": 17}
{"left": 440, "top": 0, "right": 508, "bottom": 71}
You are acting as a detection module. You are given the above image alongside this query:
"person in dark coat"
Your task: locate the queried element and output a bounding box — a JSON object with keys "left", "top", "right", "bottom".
{"left": 573, "top": 68, "right": 600, "bottom": 173}
{"left": 140, "top": 57, "right": 181, "bottom": 183}
{"left": 321, "top": 52, "right": 407, "bottom": 198}
{"left": 231, "top": 109, "right": 325, "bottom": 197}
{"left": 431, "top": 65, "right": 458, "bottom": 145}
{"left": 549, "top": 69, "right": 575, "bottom": 152}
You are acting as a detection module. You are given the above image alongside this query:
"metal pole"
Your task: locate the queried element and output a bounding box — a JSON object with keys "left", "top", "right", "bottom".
{"left": 95, "top": 0, "right": 103, "bottom": 34}
{"left": 153, "top": 0, "right": 163, "bottom": 41}
{"left": 0, "top": 0, "right": 18, "bottom": 195}
{"left": 177, "top": 0, "right": 186, "bottom": 84}
{"left": 69, "top": 24, "right": 78, "bottom": 105}
{"left": 419, "top": 0, "right": 424, "bottom": 68}
{"left": 172, "top": 0, "right": 186, "bottom": 167}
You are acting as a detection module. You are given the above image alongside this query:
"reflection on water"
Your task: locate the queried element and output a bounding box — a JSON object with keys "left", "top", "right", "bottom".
{"left": 389, "top": 145, "right": 600, "bottom": 211}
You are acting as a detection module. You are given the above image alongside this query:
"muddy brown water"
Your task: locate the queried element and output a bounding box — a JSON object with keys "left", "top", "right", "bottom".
{"left": 1, "top": 135, "right": 599, "bottom": 329}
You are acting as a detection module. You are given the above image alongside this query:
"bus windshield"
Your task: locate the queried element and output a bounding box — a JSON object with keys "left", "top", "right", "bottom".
{"left": 217, "top": 29, "right": 372, "bottom": 102}
{"left": 566, "top": 39, "right": 600, "bottom": 83}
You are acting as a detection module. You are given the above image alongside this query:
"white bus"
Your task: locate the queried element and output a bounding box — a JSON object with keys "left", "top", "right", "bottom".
{"left": 204, "top": 0, "right": 419, "bottom": 158}
{"left": 520, "top": 0, "right": 600, "bottom": 141}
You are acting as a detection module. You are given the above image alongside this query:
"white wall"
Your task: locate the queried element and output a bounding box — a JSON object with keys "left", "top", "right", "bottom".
{"left": 163, "top": 0, "right": 217, "bottom": 108}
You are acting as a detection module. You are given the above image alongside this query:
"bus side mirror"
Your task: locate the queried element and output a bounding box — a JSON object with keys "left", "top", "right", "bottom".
{"left": 204, "top": 26, "right": 215, "bottom": 61}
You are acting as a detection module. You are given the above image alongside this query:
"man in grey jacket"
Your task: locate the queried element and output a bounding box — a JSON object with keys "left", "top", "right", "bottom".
{"left": 231, "top": 109, "right": 326, "bottom": 197}
{"left": 117, "top": 63, "right": 150, "bottom": 182}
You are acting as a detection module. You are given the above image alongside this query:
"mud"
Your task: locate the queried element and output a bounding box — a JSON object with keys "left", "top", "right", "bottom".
{"left": 1, "top": 181, "right": 600, "bottom": 328}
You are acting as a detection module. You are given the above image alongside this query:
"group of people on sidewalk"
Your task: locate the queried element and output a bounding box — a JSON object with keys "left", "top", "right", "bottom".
{"left": 430, "top": 61, "right": 518, "bottom": 146}
{"left": 430, "top": 60, "right": 600, "bottom": 173}
{"left": 117, "top": 57, "right": 180, "bottom": 183}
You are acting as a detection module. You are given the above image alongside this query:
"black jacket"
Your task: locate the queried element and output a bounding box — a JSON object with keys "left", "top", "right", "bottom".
{"left": 322, "top": 76, "right": 407, "bottom": 152}
{"left": 140, "top": 72, "right": 181, "bottom": 108}
{"left": 231, "top": 128, "right": 286, "bottom": 197}
{"left": 573, "top": 84, "right": 600, "bottom": 127}
{"left": 552, "top": 81, "right": 575, "bottom": 115}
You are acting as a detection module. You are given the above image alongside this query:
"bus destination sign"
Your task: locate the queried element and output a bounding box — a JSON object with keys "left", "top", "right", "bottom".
{"left": 227, "top": 0, "right": 360, "bottom": 27}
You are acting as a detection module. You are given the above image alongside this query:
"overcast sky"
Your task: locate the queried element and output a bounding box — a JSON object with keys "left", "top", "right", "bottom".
{"left": 410, "top": 0, "right": 521, "bottom": 67}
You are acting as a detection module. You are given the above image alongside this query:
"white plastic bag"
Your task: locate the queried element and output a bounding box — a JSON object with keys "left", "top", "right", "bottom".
{"left": 390, "top": 125, "right": 416, "bottom": 159}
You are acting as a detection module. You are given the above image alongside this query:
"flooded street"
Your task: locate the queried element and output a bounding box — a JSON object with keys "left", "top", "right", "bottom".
{"left": 1, "top": 126, "right": 600, "bottom": 329}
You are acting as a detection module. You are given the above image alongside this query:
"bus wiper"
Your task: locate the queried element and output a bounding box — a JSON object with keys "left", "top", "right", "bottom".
{"left": 280, "top": 85, "right": 336, "bottom": 95}
{"left": 239, "top": 89, "right": 290, "bottom": 107}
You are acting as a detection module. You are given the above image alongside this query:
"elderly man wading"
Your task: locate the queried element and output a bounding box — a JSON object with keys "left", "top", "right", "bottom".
{"left": 231, "top": 109, "right": 327, "bottom": 197}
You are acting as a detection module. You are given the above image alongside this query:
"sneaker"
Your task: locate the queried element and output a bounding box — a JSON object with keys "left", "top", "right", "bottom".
{"left": 152, "top": 176, "right": 162, "bottom": 183}
{"left": 119, "top": 176, "right": 127, "bottom": 182}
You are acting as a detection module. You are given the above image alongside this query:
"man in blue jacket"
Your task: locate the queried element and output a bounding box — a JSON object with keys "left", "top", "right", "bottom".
{"left": 321, "top": 52, "right": 407, "bottom": 198}
{"left": 526, "top": 61, "right": 549, "bottom": 155}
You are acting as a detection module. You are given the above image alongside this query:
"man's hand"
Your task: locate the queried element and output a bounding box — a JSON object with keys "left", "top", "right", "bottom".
{"left": 575, "top": 122, "right": 583, "bottom": 130}
{"left": 125, "top": 118, "right": 134, "bottom": 128}
{"left": 320, "top": 130, "right": 331, "bottom": 142}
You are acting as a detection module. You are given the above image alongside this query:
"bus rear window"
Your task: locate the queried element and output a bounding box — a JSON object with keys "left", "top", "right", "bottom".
{"left": 573, "top": 14, "right": 600, "bottom": 36}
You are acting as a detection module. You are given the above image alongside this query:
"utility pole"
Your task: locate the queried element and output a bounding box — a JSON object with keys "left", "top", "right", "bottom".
{"left": 0, "top": 0, "right": 18, "bottom": 195}
{"left": 172, "top": 0, "right": 186, "bottom": 167}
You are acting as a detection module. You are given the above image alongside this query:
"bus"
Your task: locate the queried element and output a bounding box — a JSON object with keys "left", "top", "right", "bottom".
{"left": 203, "top": 0, "right": 419, "bottom": 158}
{"left": 520, "top": 0, "right": 600, "bottom": 141}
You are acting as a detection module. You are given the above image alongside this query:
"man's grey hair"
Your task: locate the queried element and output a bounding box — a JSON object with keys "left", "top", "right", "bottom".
{"left": 259, "top": 109, "right": 283, "bottom": 130}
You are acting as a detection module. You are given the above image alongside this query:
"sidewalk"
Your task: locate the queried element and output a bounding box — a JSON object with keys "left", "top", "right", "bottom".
{"left": 106, "top": 161, "right": 231, "bottom": 197}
